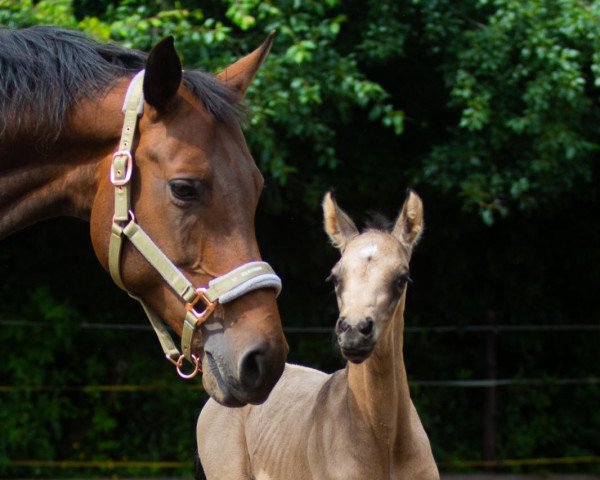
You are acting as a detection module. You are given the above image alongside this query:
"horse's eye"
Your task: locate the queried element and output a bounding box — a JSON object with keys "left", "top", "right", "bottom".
{"left": 169, "top": 179, "right": 202, "bottom": 202}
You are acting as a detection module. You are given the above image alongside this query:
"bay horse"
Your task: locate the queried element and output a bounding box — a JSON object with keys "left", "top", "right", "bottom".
{"left": 197, "top": 191, "right": 439, "bottom": 479}
{"left": 0, "top": 26, "right": 287, "bottom": 406}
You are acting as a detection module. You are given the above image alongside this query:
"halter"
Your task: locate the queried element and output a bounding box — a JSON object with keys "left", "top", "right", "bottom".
{"left": 108, "top": 71, "right": 282, "bottom": 379}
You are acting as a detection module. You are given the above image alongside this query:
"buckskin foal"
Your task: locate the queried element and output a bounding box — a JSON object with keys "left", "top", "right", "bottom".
{"left": 197, "top": 191, "right": 439, "bottom": 480}
{"left": 0, "top": 26, "right": 287, "bottom": 406}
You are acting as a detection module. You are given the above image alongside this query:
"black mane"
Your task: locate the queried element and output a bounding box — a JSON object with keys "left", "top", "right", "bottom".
{"left": 0, "top": 25, "right": 240, "bottom": 141}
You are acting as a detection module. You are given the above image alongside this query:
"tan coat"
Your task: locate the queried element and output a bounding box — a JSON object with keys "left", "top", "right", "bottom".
{"left": 198, "top": 302, "right": 438, "bottom": 479}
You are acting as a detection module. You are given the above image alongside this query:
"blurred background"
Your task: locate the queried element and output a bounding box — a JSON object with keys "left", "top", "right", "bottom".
{"left": 0, "top": 0, "right": 598, "bottom": 478}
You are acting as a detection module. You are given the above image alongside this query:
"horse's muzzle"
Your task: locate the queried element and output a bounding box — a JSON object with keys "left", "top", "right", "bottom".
{"left": 201, "top": 317, "right": 286, "bottom": 406}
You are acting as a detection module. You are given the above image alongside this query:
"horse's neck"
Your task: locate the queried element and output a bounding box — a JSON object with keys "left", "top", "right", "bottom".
{"left": 0, "top": 83, "right": 125, "bottom": 239}
{"left": 346, "top": 291, "right": 412, "bottom": 448}
{"left": 0, "top": 158, "right": 97, "bottom": 238}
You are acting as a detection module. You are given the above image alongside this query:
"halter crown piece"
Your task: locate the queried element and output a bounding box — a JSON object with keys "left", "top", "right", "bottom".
{"left": 108, "top": 71, "right": 282, "bottom": 379}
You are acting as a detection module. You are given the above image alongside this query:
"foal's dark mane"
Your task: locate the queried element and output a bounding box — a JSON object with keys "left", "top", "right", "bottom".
{"left": 364, "top": 212, "right": 393, "bottom": 233}
{"left": 0, "top": 25, "right": 241, "bottom": 141}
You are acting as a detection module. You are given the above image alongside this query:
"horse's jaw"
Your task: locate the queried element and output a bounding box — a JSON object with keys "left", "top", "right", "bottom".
{"left": 200, "top": 296, "right": 287, "bottom": 406}
{"left": 202, "top": 350, "right": 247, "bottom": 407}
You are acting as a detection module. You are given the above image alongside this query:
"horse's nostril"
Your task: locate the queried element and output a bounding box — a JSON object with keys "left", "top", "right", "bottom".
{"left": 357, "top": 317, "right": 374, "bottom": 337}
{"left": 239, "top": 346, "right": 266, "bottom": 390}
{"left": 336, "top": 317, "right": 350, "bottom": 334}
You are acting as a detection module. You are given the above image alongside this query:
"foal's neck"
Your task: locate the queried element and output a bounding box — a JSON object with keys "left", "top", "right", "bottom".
{"left": 346, "top": 291, "right": 412, "bottom": 448}
{"left": 0, "top": 81, "right": 127, "bottom": 239}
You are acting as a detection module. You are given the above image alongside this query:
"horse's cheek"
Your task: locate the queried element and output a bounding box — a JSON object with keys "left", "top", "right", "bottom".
{"left": 89, "top": 177, "right": 114, "bottom": 272}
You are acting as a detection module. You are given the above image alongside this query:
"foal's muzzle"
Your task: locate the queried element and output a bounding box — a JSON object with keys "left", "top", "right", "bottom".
{"left": 336, "top": 316, "right": 375, "bottom": 363}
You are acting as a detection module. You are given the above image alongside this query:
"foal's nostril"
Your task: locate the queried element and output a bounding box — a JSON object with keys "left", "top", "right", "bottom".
{"left": 336, "top": 317, "right": 350, "bottom": 334}
{"left": 357, "top": 317, "right": 374, "bottom": 337}
{"left": 239, "top": 346, "right": 266, "bottom": 390}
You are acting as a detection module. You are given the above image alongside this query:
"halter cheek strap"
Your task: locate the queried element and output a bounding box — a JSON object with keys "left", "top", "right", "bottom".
{"left": 108, "top": 71, "right": 282, "bottom": 378}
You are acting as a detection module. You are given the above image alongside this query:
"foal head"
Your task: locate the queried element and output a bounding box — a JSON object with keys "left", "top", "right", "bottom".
{"left": 323, "top": 191, "right": 424, "bottom": 363}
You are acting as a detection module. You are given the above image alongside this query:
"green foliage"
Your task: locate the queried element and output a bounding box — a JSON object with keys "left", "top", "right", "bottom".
{"left": 2, "top": 0, "right": 598, "bottom": 222}
{"left": 0, "top": 0, "right": 76, "bottom": 27}
{"left": 0, "top": 285, "right": 205, "bottom": 476}
{"left": 416, "top": 0, "right": 600, "bottom": 222}
{"left": 0, "top": 287, "right": 77, "bottom": 460}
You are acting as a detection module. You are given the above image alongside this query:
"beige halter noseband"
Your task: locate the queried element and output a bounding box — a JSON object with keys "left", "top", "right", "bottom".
{"left": 108, "top": 71, "right": 282, "bottom": 379}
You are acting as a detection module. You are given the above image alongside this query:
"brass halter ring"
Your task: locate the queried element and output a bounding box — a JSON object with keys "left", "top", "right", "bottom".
{"left": 186, "top": 287, "right": 218, "bottom": 323}
{"left": 166, "top": 354, "right": 201, "bottom": 379}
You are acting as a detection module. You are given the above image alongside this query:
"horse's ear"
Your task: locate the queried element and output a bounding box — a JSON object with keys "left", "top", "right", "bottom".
{"left": 217, "top": 31, "right": 275, "bottom": 99}
{"left": 322, "top": 192, "right": 358, "bottom": 252}
{"left": 392, "top": 189, "right": 424, "bottom": 252}
{"left": 144, "top": 36, "right": 182, "bottom": 111}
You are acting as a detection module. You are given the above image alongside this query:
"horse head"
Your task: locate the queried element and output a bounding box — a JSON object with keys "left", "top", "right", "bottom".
{"left": 90, "top": 35, "right": 287, "bottom": 406}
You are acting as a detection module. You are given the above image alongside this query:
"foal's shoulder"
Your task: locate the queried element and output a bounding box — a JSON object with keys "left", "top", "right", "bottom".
{"left": 280, "top": 363, "right": 330, "bottom": 389}
{"left": 259, "top": 363, "right": 329, "bottom": 401}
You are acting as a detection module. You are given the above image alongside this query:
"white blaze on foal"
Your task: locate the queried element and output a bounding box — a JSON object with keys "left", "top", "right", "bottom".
{"left": 360, "top": 244, "right": 379, "bottom": 258}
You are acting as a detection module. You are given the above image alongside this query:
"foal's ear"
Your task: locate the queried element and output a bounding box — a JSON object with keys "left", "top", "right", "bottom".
{"left": 144, "top": 36, "right": 182, "bottom": 112}
{"left": 392, "top": 189, "right": 424, "bottom": 252}
{"left": 217, "top": 31, "right": 275, "bottom": 100}
{"left": 322, "top": 192, "right": 358, "bottom": 252}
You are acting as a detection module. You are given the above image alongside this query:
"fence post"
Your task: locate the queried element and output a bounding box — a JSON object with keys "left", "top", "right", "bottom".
{"left": 483, "top": 309, "right": 498, "bottom": 462}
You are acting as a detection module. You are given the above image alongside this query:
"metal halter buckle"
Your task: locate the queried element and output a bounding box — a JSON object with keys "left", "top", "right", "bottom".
{"left": 186, "top": 288, "right": 217, "bottom": 323}
{"left": 110, "top": 151, "right": 133, "bottom": 186}
{"left": 166, "top": 354, "right": 201, "bottom": 379}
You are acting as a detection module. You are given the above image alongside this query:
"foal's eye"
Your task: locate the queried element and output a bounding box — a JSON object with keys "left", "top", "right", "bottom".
{"left": 394, "top": 273, "right": 411, "bottom": 291}
{"left": 168, "top": 178, "right": 202, "bottom": 203}
{"left": 326, "top": 273, "right": 340, "bottom": 288}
